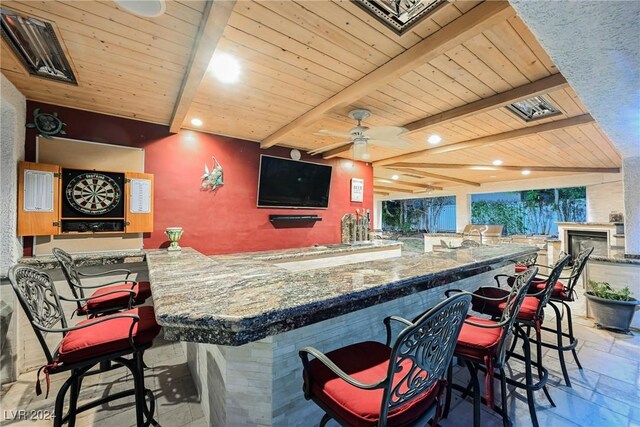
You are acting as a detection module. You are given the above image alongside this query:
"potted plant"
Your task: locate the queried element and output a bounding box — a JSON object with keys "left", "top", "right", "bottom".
{"left": 585, "top": 281, "right": 640, "bottom": 333}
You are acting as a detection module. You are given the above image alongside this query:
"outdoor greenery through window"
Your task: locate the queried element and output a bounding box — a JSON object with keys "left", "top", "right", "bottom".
{"left": 382, "top": 196, "right": 456, "bottom": 233}
{"left": 471, "top": 187, "right": 586, "bottom": 236}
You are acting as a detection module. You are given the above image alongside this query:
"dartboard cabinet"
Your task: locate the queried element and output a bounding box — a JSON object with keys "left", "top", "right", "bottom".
{"left": 17, "top": 162, "right": 154, "bottom": 236}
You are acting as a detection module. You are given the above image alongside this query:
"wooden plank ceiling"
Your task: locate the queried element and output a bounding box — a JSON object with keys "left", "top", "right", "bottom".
{"left": 1, "top": 0, "right": 621, "bottom": 194}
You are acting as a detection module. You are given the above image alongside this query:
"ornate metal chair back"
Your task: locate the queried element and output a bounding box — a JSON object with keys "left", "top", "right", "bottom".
{"left": 8, "top": 265, "right": 67, "bottom": 364}
{"left": 52, "top": 247, "right": 86, "bottom": 310}
{"left": 495, "top": 267, "right": 538, "bottom": 367}
{"left": 565, "top": 247, "right": 594, "bottom": 299}
{"left": 378, "top": 292, "right": 471, "bottom": 425}
{"left": 537, "top": 254, "right": 572, "bottom": 314}
{"left": 515, "top": 253, "right": 538, "bottom": 268}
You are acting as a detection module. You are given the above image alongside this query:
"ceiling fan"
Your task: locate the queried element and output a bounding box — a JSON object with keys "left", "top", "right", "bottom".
{"left": 308, "top": 109, "right": 411, "bottom": 160}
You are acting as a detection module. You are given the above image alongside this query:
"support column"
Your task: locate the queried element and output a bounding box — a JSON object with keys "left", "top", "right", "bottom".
{"left": 623, "top": 156, "right": 640, "bottom": 256}
{"left": 373, "top": 200, "right": 383, "bottom": 230}
{"left": 455, "top": 191, "right": 471, "bottom": 233}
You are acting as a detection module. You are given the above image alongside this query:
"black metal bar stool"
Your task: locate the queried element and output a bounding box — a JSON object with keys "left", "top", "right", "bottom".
{"left": 443, "top": 267, "right": 537, "bottom": 427}
{"left": 53, "top": 247, "right": 152, "bottom": 317}
{"left": 299, "top": 293, "right": 471, "bottom": 427}
{"left": 470, "top": 255, "right": 571, "bottom": 427}
{"left": 530, "top": 247, "right": 594, "bottom": 386}
{"left": 8, "top": 265, "right": 160, "bottom": 427}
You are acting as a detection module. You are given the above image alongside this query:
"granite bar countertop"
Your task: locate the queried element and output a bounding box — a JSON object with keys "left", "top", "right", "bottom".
{"left": 18, "top": 250, "right": 146, "bottom": 271}
{"left": 146, "top": 243, "right": 536, "bottom": 346}
{"left": 590, "top": 249, "right": 640, "bottom": 265}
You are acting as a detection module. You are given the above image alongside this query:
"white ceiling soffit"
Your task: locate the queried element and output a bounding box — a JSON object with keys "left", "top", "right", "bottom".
{"left": 509, "top": 0, "right": 640, "bottom": 158}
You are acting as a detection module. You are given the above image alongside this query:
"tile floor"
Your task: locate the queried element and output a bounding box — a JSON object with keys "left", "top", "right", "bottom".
{"left": 1, "top": 297, "right": 638, "bottom": 427}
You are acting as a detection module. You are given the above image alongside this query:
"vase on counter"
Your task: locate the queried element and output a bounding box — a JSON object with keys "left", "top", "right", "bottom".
{"left": 166, "top": 227, "right": 183, "bottom": 251}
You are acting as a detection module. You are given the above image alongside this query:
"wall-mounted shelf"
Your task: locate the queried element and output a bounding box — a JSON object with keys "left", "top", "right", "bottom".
{"left": 269, "top": 214, "right": 322, "bottom": 222}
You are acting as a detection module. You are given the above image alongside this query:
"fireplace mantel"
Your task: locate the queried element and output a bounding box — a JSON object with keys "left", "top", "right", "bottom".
{"left": 557, "top": 222, "right": 624, "bottom": 258}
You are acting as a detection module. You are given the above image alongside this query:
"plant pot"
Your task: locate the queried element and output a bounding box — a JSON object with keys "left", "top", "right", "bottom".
{"left": 584, "top": 292, "right": 640, "bottom": 333}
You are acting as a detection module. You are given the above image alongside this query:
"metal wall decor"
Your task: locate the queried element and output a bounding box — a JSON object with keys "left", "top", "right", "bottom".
{"left": 201, "top": 156, "right": 224, "bottom": 191}
{"left": 26, "top": 108, "right": 67, "bottom": 138}
{"left": 353, "top": 0, "right": 447, "bottom": 35}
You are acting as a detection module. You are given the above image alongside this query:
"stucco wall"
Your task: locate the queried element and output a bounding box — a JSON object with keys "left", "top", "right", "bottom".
{"left": 586, "top": 180, "right": 624, "bottom": 223}
{"left": 0, "top": 73, "right": 25, "bottom": 384}
{"left": 1, "top": 74, "right": 25, "bottom": 275}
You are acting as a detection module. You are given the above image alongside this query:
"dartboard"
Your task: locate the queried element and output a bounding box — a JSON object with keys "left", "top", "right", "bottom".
{"left": 65, "top": 172, "right": 122, "bottom": 215}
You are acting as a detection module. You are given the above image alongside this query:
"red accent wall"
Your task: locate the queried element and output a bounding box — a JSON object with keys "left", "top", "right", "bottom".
{"left": 24, "top": 101, "right": 374, "bottom": 255}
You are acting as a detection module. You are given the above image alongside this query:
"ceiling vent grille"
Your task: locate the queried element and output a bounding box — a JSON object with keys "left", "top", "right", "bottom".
{"left": 506, "top": 96, "right": 560, "bottom": 122}
{"left": 0, "top": 7, "right": 77, "bottom": 84}
{"left": 354, "top": 0, "right": 447, "bottom": 35}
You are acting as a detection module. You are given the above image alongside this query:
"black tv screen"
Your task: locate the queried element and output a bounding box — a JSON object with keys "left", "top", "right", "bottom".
{"left": 257, "top": 155, "right": 332, "bottom": 209}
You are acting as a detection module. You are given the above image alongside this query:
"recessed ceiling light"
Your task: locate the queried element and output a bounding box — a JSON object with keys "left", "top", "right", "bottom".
{"left": 191, "top": 118, "right": 203, "bottom": 127}
{"left": 114, "top": 0, "right": 166, "bottom": 17}
{"left": 210, "top": 52, "right": 240, "bottom": 84}
{"left": 391, "top": 174, "right": 399, "bottom": 180}
{"left": 522, "top": 170, "right": 531, "bottom": 176}
{"left": 492, "top": 159, "right": 503, "bottom": 166}
{"left": 427, "top": 134, "right": 442, "bottom": 145}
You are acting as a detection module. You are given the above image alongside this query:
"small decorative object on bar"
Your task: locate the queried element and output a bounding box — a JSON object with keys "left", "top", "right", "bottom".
{"left": 165, "top": 227, "right": 183, "bottom": 252}
{"left": 26, "top": 108, "right": 67, "bottom": 138}
{"left": 341, "top": 209, "right": 370, "bottom": 244}
{"left": 350, "top": 178, "right": 364, "bottom": 202}
{"left": 585, "top": 281, "right": 639, "bottom": 333}
{"left": 609, "top": 211, "right": 624, "bottom": 223}
{"left": 201, "top": 156, "right": 224, "bottom": 191}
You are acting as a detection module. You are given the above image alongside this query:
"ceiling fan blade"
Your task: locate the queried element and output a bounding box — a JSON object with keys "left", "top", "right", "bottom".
{"left": 314, "top": 129, "right": 352, "bottom": 138}
{"left": 308, "top": 140, "right": 353, "bottom": 155}
{"left": 364, "top": 126, "right": 408, "bottom": 140}
{"left": 368, "top": 138, "right": 412, "bottom": 148}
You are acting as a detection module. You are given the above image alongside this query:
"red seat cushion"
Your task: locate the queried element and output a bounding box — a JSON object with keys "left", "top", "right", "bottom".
{"left": 472, "top": 287, "right": 540, "bottom": 322}
{"left": 533, "top": 280, "right": 567, "bottom": 299}
{"left": 57, "top": 306, "right": 160, "bottom": 364}
{"left": 515, "top": 265, "right": 528, "bottom": 273}
{"left": 307, "top": 341, "right": 441, "bottom": 427}
{"left": 85, "top": 281, "right": 152, "bottom": 312}
{"left": 454, "top": 316, "right": 503, "bottom": 362}
{"left": 498, "top": 296, "right": 539, "bottom": 321}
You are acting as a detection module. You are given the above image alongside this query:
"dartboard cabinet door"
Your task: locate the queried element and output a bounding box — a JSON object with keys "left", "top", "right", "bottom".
{"left": 124, "top": 172, "right": 154, "bottom": 233}
{"left": 17, "top": 161, "right": 61, "bottom": 236}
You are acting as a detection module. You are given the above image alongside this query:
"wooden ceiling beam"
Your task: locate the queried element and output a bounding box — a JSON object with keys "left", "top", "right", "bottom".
{"left": 322, "top": 144, "right": 353, "bottom": 159}
{"left": 403, "top": 73, "right": 569, "bottom": 133}
{"left": 374, "top": 191, "right": 390, "bottom": 196}
{"left": 373, "top": 185, "right": 416, "bottom": 194}
{"left": 385, "top": 163, "right": 621, "bottom": 173}
{"left": 387, "top": 167, "right": 482, "bottom": 187}
{"left": 374, "top": 114, "right": 595, "bottom": 167}
{"left": 374, "top": 177, "right": 443, "bottom": 190}
{"left": 169, "top": 1, "right": 236, "bottom": 133}
{"left": 260, "top": 1, "right": 515, "bottom": 149}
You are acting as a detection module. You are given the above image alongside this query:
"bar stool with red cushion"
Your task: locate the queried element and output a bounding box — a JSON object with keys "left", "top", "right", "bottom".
{"left": 442, "top": 267, "right": 537, "bottom": 427}
{"left": 527, "top": 247, "right": 594, "bottom": 386}
{"left": 470, "top": 255, "right": 571, "bottom": 427}
{"left": 299, "top": 292, "right": 471, "bottom": 427}
{"left": 53, "top": 247, "right": 152, "bottom": 317}
{"left": 8, "top": 265, "right": 160, "bottom": 427}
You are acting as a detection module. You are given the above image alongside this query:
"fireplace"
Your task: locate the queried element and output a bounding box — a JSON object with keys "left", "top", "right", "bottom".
{"left": 567, "top": 230, "right": 608, "bottom": 259}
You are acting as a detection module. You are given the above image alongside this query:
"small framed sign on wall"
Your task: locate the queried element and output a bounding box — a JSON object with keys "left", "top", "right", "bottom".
{"left": 351, "top": 178, "right": 364, "bottom": 202}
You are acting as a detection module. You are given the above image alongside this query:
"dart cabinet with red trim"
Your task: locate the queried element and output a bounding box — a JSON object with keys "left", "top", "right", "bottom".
{"left": 17, "top": 161, "right": 154, "bottom": 236}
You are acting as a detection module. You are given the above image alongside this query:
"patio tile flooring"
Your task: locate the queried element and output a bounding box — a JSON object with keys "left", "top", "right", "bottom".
{"left": 1, "top": 297, "right": 638, "bottom": 427}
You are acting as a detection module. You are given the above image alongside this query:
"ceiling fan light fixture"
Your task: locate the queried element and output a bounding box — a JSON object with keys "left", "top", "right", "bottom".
{"left": 352, "top": 139, "right": 369, "bottom": 161}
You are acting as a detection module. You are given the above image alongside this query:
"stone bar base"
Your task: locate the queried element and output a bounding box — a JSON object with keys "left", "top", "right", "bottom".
{"left": 185, "top": 263, "right": 512, "bottom": 426}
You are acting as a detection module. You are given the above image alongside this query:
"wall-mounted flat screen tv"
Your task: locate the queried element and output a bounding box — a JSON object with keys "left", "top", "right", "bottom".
{"left": 257, "top": 155, "right": 332, "bottom": 209}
